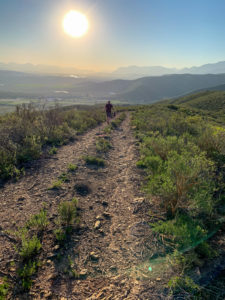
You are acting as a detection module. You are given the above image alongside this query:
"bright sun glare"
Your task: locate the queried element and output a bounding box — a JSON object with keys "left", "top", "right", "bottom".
{"left": 63, "top": 10, "right": 89, "bottom": 38}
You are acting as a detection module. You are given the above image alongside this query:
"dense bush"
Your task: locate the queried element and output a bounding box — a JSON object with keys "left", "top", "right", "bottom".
{"left": 132, "top": 102, "right": 225, "bottom": 297}
{"left": 138, "top": 135, "right": 215, "bottom": 216}
{"left": 151, "top": 214, "right": 207, "bottom": 250}
{"left": 0, "top": 104, "right": 105, "bottom": 180}
{"left": 133, "top": 105, "right": 224, "bottom": 217}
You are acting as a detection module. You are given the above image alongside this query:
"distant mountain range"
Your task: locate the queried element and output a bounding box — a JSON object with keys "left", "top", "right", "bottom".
{"left": 0, "top": 62, "right": 92, "bottom": 76}
{"left": 2, "top": 61, "right": 225, "bottom": 79}
{"left": 1, "top": 70, "right": 225, "bottom": 104}
{"left": 112, "top": 61, "right": 225, "bottom": 79}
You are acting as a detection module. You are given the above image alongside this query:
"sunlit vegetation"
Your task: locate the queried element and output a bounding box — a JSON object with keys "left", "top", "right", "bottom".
{"left": 67, "top": 163, "right": 78, "bottom": 172}
{"left": 83, "top": 155, "right": 105, "bottom": 167}
{"left": 0, "top": 278, "right": 9, "bottom": 300}
{"left": 168, "top": 275, "right": 200, "bottom": 297}
{"left": 96, "top": 137, "right": 112, "bottom": 153}
{"left": 171, "top": 90, "right": 225, "bottom": 112}
{"left": 12, "top": 209, "right": 49, "bottom": 291}
{"left": 26, "top": 209, "right": 48, "bottom": 232}
{"left": 48, "top": 179, "right": 63, "bottom": 190}
{"left": 0, "top": 104, "right": 105, "bottom": 180}
{"left": 132, "top": 98, "right": 225, "bottom": 298}
{"left": 54, "top": 198, "right": 79, "bottom": 243}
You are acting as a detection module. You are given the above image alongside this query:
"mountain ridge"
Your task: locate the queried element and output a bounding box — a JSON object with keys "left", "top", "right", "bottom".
{"left": 2, "top": 61, "right": 225, "bottom": 79}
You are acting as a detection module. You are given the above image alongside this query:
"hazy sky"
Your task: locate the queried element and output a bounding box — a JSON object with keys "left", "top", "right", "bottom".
{"left": 1, "top": 0, "right": 225, "bottom": 71}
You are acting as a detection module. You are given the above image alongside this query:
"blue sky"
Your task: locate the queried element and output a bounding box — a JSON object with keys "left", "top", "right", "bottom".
{"left": 1, "top": 0, "right": 225, "bottom": 71}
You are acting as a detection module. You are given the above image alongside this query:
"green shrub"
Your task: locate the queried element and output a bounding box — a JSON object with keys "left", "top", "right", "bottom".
{"left": 137, "top": 155, "right": 163, "bottom": 174}
{"left": 83, "top": 155, "right": 105, "bottom": 167}
{"left": 146, "top": 148, "right": 215, "bottom": 216}
{"left": 48, "top": 146, "right": 57, "bottom": 155}
{"left": 96, "top": 138, "right": 112, "bottom": 153}
{"left": 58, "top": 200, "right": 79, "bottom": 228}
{"left": 151, "top": 214, "right": 207, "bottom": 250}
{"left": 0, "top": 105, "right": 105, "bottom": 180}
{"left": 168, "top": 249, "right": 199, "bottom": 272}
{"left": 58, "top": 172, "right": 70, "bottom": 182}
{"left": 17, "top": 260, "right": 39, "bottom": 291}
{"left": 54, "top": 228, "right": 66, "bottom": 243}
{"left": 26, "top": 209, "right": 48, "bottom": 232}
{"left": 72, "top": 197, "right": 79, "bottom": 207}
{"left": 54, "top": 198, "right": 79, "bottom": 242}
{"left": 168, "top": 276, "right": 200, "bottom": 296}
{"left": 48, "top": 179, "right": 63, "bottom": 190}
{"left": 67, "top": 163, "right": 77, "bottom": 172}
{"left": 0, "top": 277, "right": 9, "bottom": 300}
{"left": 0, "top": 146, "right": 17, "bottom": 180}
{"left": 195, "top": 241, "right": 218, "bottom": 258}
{"left": 17, "top": 135, "right": 42, "bottom": 163}
{"left": 19, "top": 235, "right": 41, "bottom": 260}
{"left": 103, "top": 126, "right": 111, "bottom": 134}
{"left": 47, "top": 122, "right": 75, "bottom": 146}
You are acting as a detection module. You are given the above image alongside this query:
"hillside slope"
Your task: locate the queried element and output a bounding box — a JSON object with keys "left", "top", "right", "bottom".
{"left": 171, "top": 90, "right": 225, "bottom": 112}
{"left": 114, "top": 74, "right": 225, "bottom": 103}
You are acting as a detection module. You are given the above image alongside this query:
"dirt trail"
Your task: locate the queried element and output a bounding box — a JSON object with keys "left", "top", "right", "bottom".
{"left": 0, "top": 114, "right": 156, "bottom": 300}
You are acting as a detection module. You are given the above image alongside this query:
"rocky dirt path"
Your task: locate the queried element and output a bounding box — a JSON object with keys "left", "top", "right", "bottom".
{"left": 0, "top": 114, "right": 158, "bottom": 299}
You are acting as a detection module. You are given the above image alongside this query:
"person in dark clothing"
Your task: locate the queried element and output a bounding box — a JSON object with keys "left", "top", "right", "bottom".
{"left": 105, "top": 101, "right": 114, "bottom": 124}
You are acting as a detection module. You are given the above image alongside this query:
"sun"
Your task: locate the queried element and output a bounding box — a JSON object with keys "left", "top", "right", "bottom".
{"left": 63, "top": 10, "right": 89, "bottom": 38}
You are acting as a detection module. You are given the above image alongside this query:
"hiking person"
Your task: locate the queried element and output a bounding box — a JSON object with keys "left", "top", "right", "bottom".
{"left": 105, "top": 100, "right": 114, "bottom": 124}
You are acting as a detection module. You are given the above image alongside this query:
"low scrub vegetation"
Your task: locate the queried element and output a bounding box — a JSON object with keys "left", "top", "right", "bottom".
{"left": 48, "top": 179, "right": 63, "bottom": 190}
{"left": 19, "top": 235, "right": 41, "bottom": 261}
{"left": 11, "top": 209, "right": 47, "bottom": 291}
{"left": 168, "top": 275, "right": 200, "bottom": 297}
{"left": 110, "top": 112, "right": 126, "bottom": 129}
{"left": 48, "top": 146, "right": 57, "bottom": 155}
{"left": 54, "top": 198, "right": 79, "bottom": 243}
{"left": 17, "top": 260, "right": 40, "bottom": 291}
{"left": 0, "top": 104, "right": 105, "bottom": 180}
{"left": 67, "top": 163, "right": 77, "bottom": 172}
{"left": 83, "top": 155, "right": 105, "bottom": 167}
{"left": 58, "top": 172, "right": 70, "bottom": 182}
{"left": 132, "top": 102, "right": 225, "bottom": 298}
{"left": 26, "top": 209, "right": 48, "bottom": 232}
{"left": 0, "top": 278, "right": 9, "bottom": 300}
{"left": 96, "top": 137, "right": 112, "bottom": 153}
